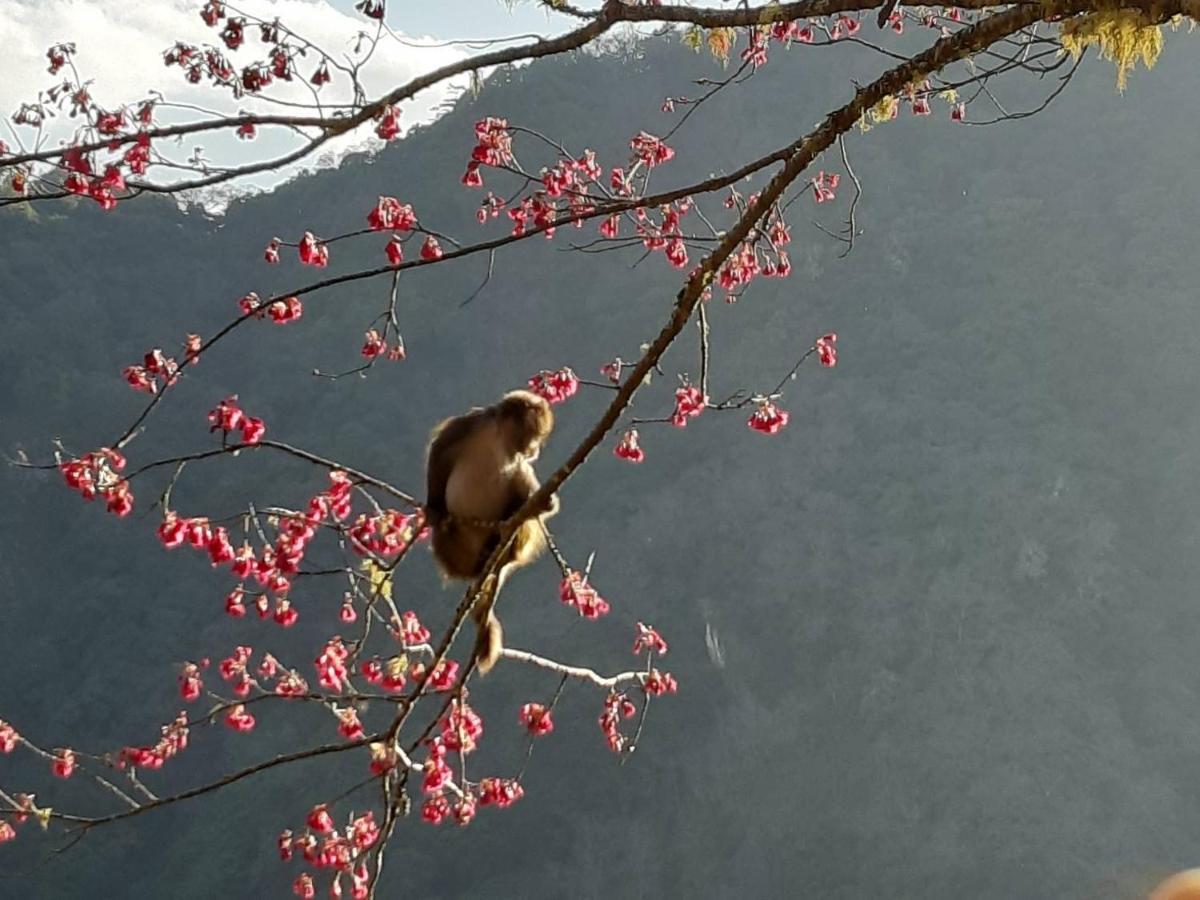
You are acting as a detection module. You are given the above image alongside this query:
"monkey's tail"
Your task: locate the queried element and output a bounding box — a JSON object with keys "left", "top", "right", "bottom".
{"left": 471, "top": 574, "right": 504, "bottom": 675}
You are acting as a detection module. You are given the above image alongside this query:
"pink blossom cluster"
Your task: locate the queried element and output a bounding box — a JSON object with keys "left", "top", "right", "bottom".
{"left": 527, "top": 367, "right": 579, "bottom": 404}
{"left": 559, "top": 570, "right": 611, "bottom": 618}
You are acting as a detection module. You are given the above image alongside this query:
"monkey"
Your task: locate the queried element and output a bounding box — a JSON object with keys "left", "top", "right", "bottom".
{"left": 424, "top": 390, "right": 559, "bottom": 675}
{"left": 1151, "top": 870, "right": 1200, "bottom": 900}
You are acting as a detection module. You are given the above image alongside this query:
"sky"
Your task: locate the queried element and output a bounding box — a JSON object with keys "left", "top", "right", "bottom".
{"left": 0, "top": 0, "right": 591, "bottom": 205}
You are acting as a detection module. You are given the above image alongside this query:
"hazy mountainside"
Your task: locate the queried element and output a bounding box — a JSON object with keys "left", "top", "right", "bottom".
{"left": 3, "top": 31, "right": 1200, "bottom": 899}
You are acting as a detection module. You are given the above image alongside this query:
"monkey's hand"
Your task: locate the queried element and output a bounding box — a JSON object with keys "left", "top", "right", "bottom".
{"left": 535, "top": 491, "right": 560, "bottom": 518}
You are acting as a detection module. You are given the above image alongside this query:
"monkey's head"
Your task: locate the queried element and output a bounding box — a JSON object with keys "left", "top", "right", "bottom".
{"left": 496, "top": 390, "right": 554, "bottom": 459}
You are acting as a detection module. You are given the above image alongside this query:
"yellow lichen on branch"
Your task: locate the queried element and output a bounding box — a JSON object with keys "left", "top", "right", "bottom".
{"left": 1060, "top": 7, "right": 1165, "bottom": 90}
{"left": 706, "top": 26, "right": 737, "bottom": 62}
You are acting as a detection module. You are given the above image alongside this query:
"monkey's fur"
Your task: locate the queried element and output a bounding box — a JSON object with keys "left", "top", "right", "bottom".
{"left": 425, "top": 390, "right": 559, "bottom": 674}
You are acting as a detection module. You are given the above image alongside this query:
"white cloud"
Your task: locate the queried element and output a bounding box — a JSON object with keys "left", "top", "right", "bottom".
{"left": 0, "top": 0, "right": 472, "bottom": 208}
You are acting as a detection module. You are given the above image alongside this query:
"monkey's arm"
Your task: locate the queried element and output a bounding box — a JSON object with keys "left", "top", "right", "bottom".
{"left": 426, "top": 414, "right": 477, "bottom": 518}
{"left": 504, "top": 465, "right": 558, "bottom": 520}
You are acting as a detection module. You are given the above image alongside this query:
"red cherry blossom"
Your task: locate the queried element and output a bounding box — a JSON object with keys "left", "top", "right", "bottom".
{"left": 237, "top": 121, "right": 256, "bottom": 140}
{"left": 453, "top": 795, "right": 477, "bottom": 827}
{"left": 241, "top": 416, "right": 266, "bottom": 444}
{"left": 275, "top": 671, "right": 308, "bottom": 697}
{"left": 359, "top": 659, "right": 384, "bottom": 685}
{"left": 307, "top": 803, "right": 336, "bottom": 834}
{"left": 292, "top": 873, "right": 315, "bottom": 900}
{"left": 519, "top": 703, "right": 554, "bottom": 736}
{"left": 419, "top": 235, "right": 443, "bottom": 261}
{"left": 361, "top": 330, "right": 387, "bottom": 358}
{"left": 208, "top": 395, "right": 244, "bottom": 434}
{"left": 225, "top": 586, "right": 247, "bottom": 617}
{"left": 741, "top": 30, "right": 769, "bottom": 67}
{"left": 367, "top": 196, "right": 416, "bottom": 231}
{"left": 267, "top": 51, "right": 289, "bottom": 82}
{"left": 0, "top": 720, "right": 20, "bottom": 753}
{"left": 717, "top": 242, "right": 762, "bottom": 294}
{"left": 51, "top": 748, "right": 76, "bottom": 779}
{"left": 356, "top": 0, "right": 385, "bottom": 20}
{"left": 47, "top": 44, "right": 70, "bottom": 74}
{"left": 813, "top": 170, "right": 840, "bottom": 204}
{"left": 0, "top": 822, "right": 14, "bottom": 844}
{"left": 225, "top": 705, "right": 256, "bottom": 732}
{"left": 527, "top": 366, "right": 579, "bottom": 404}
{"left": 179, "top": 663, "right": 204, "bottom": 702}
{"left": 478, "top": 777, "right": 523, "bottom": 808}
{"left": 369, "top": 740, "right": 398, "bottom": 775}
{"left": 748, "top": 401, "right": 790, "bottom": 435}
{"left": 559, "top": 570, "right": 611, "bottom": 618}
{"left": 277, "top": 830, "right": 293, "bottom": 861}
{"left": 599, "top": 692, "right": 636, "bottom": 753}
{"left": 422, "top": 748, "right": 454, "bottom": 794}
{"left": 63, "top": 172, "right": 90, "bottom": 196}
{"left": 123, "top": 365, "right": 155, "bottom": 394}
{"left": 350, "top": 811, "right": 379, "bottom": 851}
{"left": 335, "top": 706, "right": 364, "bottom": 741}
{"left": 59, "top": 458, "right": 95, "bottom": 499}
{"left": 264, "top": 239, "right": 281, "bottom": 263}
{"left": 461, "top": 162, "right": 483, "bottom": 187}
{"left": 207, "top": 526, "right": 235, "bottom": 565}
{"left": 268, "top": 296, "right": 303, "bottom": 324}
{"left": 396, "top": 611, "right": 430, "bottom": 647}
{"left": 63, "top": 146, "right": 92, "bottom": 175}
{"left": 670, "top": 383, "right": 706, "bottom": 428}
{"left": 124, "top": 136, "right": 150, "bottom": 175}
{"left": 199, "top": 0, "right": 224, "bottom": 26}
{"left": 375, "top": 105, "right": 401, "bottom": 141}
{"left": 470, "top": 117, "right": 513, "bottom": 168}
{"left": 427, "top": 659, "right": 459, "bottom": 692}
{"left": 99, "top": 165, "right": 125, "bottom": 192}
{"left": 664, "top": 238, "right": 688, "bottom": 269}
{"left": 600, "top": 358, "right": 623, "bottom": 383}
{"left": 385, "top": 236, "right": 403, "bottom": 266}
{"left": 643, "top": 668, "right": 679, "bottom": 696}
{"left": 220, "top": 17, "right": 244, "bottom": 49}
{"left": 157, "top": 513, "right": 187, "bottom": 549}
{"left": 274, "top": 599, "right": 298, "bottom": 627}
{"left": 816, "top": 332, "right": 838, "bottom": 368}
{"left": 231, "top": 543, "right": 256, "bottom": 579}
{"left": 614, "top": 429, "right": 645, "bottom": 464}
{"left": 633, "top": 622, "right": 669, "bottom": 656}
{"left": 629, "top": 131, "right": 674, "bottom": 168}
{"left": 422, "top": 795, "right": 450, "bottom": 825}
{"left": 240, "top": 292, "right": 264, "bottom": 316}
{"left": 258, "top": 654, "right": 279, "bottom": 680}
{"left": 440, "top": 699, "right": 483, "bottom": 753}
{"left": 219, "top": 646, "right": 252, "bottom": 681}
{"left": 951, "top": 102, "right": 966, "bottom": 122}
{"left": 298, "top": 232, "right": 329, "bottom": 267}
{"left": 315, "top": 637, "right": 350, "bottom": 692}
